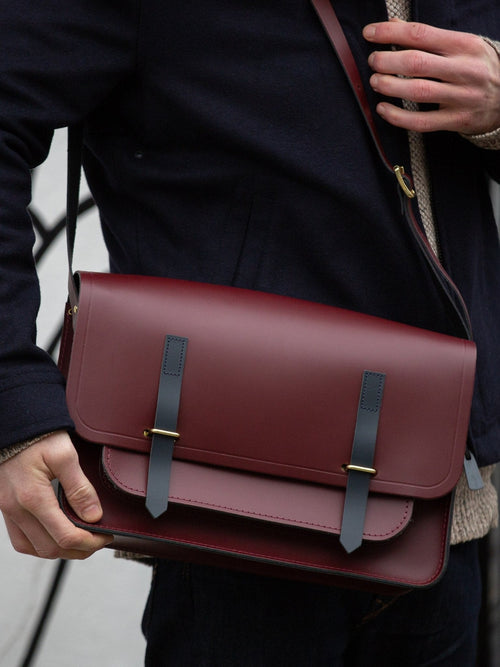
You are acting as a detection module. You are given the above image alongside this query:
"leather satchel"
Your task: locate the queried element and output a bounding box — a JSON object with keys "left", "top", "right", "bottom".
{"left": 58, "top": 0, "right": 478, "bottom": 590}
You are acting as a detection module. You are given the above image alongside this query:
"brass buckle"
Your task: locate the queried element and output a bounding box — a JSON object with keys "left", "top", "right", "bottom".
{"left": 394, "top": 165, "right": 416, "bottom": 199}
{"left": 343, "top": 463, "right": 377, "bottom": 475}
{"left": 143, "top": 428, "right": 180, "bottom": 440}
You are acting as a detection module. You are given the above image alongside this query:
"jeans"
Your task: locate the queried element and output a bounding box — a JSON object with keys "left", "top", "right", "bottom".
{"left": 142, "top": 540, "right": 481, "bottom": 666}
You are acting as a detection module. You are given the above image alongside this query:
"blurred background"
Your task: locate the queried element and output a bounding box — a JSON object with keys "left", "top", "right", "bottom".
{"left": 0, "top": 131, "right": 499, "bottom": 666}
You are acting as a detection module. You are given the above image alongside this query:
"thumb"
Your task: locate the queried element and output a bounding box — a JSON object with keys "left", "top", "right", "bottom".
{"left": 42, "top": 433, "right": 103, "bottom": 524}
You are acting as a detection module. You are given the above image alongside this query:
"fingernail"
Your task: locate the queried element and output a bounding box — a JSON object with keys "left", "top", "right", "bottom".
{"left": 371, "top": 74, "right": 380, "bottom": 91}
{"left": 377, "top": 103, "right": 387, "bottom": 117}
{"left": 364, "top": 25, "right": 376, "bottom": 39}
{"left": 82, "top": 503, "right": 102, "bottom": 521}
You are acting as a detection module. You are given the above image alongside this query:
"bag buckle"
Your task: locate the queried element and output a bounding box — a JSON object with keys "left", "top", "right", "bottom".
{"left": 144, "top": 428, "right": 180, "bottom": 440}
{"left": 394, "top": 165, "right": 416, "bottom": 199}
{"left": 343, "top": 464, "right": 377, "bottom": 475}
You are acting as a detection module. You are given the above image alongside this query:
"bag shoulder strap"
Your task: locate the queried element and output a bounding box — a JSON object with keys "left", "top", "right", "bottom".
{"left": 310, "top": 0, "right": 396, "bottom": 178}
{"left": 309, "top": 0, "right": 472, "bottom": 338}
{"left": 66, "top": 125, "right": 84, "bottom": 310}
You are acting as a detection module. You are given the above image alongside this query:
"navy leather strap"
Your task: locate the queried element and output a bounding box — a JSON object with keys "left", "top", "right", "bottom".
{"left": 340, "top": 371, "right": 385, "bottom": 553}
{"left": 145, "top": 335, "right": 188, "bottom": 518}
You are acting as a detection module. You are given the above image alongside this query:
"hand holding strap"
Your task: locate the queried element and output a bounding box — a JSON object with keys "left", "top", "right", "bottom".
{"left": 309, "top": 0, "right": 472, "bottom": 340}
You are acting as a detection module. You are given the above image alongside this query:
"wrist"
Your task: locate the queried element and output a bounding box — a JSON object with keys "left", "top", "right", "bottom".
{"left": 461, "top": 37, "right": 500, "bottom": 149}
{"left": 0, "top": 432, "right": 56, "bottom": 464}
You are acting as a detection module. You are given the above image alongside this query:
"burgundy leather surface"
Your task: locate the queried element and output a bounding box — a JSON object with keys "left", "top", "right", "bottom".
{"left": 65, "top": 273, "right": 476, "bottom": 499}
{"left": 58, "top": 272, "right": 470, "bottom": 588}
{"left": 103, "top": 447, "right": 413, "bottom": 541}
{"left": 60, "top": 438, "right": 452, "bottom": 589}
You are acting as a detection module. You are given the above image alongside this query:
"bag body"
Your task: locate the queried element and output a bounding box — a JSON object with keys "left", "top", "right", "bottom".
{"left": 58, "top": 271, "right": 476, "bottom": 590}
{"left": 58, "top": 0, "right": 478, "bottom": 590}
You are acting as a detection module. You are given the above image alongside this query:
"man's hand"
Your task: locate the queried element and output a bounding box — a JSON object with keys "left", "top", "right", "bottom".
{"left": 0, "top": 431, "right": 112, "bottom": 559}
{"left": 363, "top": 19, "right": 500, "bottom": 135}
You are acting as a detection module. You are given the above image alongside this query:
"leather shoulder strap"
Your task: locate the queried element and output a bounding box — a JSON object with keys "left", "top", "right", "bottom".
{"left": 309, "top": 0, "right": 472, "bottom": 338}
{"left": 66, "top": 125, "right": 84, "bottom": 309}
{"left": 310, "top": 0, "right": 392, "bottom": 171}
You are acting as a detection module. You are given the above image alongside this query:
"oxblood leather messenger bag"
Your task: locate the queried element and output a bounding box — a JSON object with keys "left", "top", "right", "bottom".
{"left": 58, "top": 0, "right": 479, "bottom": 590}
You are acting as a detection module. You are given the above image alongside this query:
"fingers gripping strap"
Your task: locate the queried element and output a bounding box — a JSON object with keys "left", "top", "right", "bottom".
{"left": 340, "top": 371, "right": 386, "bottom": 553}
{"left": 146, "top": 336, "right": 188, "bottom": 518}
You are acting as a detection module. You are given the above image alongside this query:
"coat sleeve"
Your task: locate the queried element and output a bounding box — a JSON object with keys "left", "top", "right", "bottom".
{"left": 0, "top": 0, "right": 139, "bottom": 447}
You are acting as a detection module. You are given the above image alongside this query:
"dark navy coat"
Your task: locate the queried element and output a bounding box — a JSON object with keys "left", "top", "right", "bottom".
{"left": 0, "top": 0, "right": 499, "bottom": 464}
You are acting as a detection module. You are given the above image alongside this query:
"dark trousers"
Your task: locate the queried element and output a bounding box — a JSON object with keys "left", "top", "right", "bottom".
{"left": 142, "top": 540, "right": 481, "bottom": 666}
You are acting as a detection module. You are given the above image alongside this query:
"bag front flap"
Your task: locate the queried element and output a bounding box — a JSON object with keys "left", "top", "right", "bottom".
{"left": 65, "top": 272, "right": 477, "bottom": 500}
{"left": 102, "top": 446, "right": 414, "bottom": 542}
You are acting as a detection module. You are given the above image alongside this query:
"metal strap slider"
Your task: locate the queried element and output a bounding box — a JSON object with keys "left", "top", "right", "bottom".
{"left": 394, "top": 165, "right": 416, "bottom": 199}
